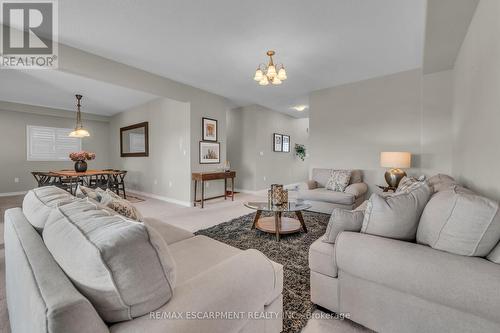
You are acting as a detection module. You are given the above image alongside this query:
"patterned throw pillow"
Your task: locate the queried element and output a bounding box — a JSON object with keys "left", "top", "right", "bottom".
{"left": 99, "top": 189, "right": 144, "bottom": 222}
{"left": 325, "top": 170, "right": 352, "bottom": 192}
{"left": 396, "top": 176, "right": 426, "bottom": 193}
{"left": 75, "top": 185, "right": 102, "bottom": 201}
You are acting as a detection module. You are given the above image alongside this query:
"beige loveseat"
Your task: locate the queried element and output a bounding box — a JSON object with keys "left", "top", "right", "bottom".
{"left": 5, "top": 187, "right": 283, "bottom": 333}
{"left": 309, "top": 178, "right": 500, "bottom": 332}
{"left": 297, "top": 169, "right": 368, "bottom": 214}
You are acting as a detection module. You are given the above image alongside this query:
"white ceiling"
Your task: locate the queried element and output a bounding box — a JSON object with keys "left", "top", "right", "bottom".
{"left": 0, "top": 70, "right": 159, "bottom": 115}
{"left": 57, "top": 0, "right": 426, "bottom": 117}
{"left": 0, "top": 0, "right": 426, "bottom": 117}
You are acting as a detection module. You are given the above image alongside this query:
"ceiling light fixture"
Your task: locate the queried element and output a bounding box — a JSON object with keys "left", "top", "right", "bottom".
{"left": 253, "top": 50, "right": 287, "bottom": 86}
{"left": 292, "top": 105, "right": 308, "bottom": 112}
{"left": 69, "top": 94, "right": 90, "bottom": 138}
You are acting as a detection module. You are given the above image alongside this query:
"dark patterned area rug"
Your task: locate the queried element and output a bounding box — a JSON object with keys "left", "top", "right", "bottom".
{"left": 195, "top": 210, "right": 330, "bottom": 333}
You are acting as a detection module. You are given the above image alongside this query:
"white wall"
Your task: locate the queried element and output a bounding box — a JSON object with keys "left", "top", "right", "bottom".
{"left": 422, "top": 70, "right": 453, "bottom": 175}
{"left": 0, "top": 102, "right": 110, "bottom": 194}
{"left": 59, "top": 45, "right": 231, "bottom": 201}
{"left": 309, "top": 69, "right": 424, "bottom": 193}
{"left": 451, "top": 0, "right": 500, "bottom": 201}
{"left": 109, "top": 98, "right": 191, "bottom": 204}
{"left": 228, "top": 105, "right": 309, "bottom": 191}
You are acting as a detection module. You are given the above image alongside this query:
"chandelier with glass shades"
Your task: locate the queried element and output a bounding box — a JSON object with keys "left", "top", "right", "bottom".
{"left": 69, "top": 94, "right": 90, "bottom": 138}
{"left": 253, "top": 50, "right": 287, "bottom": 86}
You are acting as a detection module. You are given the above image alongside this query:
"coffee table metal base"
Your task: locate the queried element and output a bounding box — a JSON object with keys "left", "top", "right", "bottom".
{"left": 252, "top": 211, "right": 308, "bottom": 241}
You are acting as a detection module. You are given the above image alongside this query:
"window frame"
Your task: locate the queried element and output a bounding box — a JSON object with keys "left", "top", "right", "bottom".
{"left": 26, "top": 125, "right": 82, "bottom": 162}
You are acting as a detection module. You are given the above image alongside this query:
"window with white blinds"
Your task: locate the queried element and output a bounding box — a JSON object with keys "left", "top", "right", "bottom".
{"left": 26, "top": 125, "right": 82, "bottom": 161}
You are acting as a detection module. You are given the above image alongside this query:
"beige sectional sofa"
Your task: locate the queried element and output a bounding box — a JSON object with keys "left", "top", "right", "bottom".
{"left": 5, "top": 187, "right": 283, "bottom": 333}
{"left": 297, "top": 169, "right": 368, "bottom": 214}
{"left": 309, "top": 178, "right": 500, "bottom": 333}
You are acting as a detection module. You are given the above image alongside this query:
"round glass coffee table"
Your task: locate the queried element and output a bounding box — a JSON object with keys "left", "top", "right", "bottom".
{"left": 244, "top": 201, "right": 312, "bottom": 241}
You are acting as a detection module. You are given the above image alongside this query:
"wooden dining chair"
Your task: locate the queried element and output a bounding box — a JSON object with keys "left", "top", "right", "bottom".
{"left": 107, "top": 170, "right": 127, "bottom": 199}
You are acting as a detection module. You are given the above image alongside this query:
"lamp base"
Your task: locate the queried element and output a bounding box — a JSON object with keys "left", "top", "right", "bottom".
{"left": 384, "top": 168, "right": 406, "bottom": 188}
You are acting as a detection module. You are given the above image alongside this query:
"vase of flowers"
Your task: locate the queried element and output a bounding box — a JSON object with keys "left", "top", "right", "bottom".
{"left": 69, "top": 151, "right": 96, "bottom": 172}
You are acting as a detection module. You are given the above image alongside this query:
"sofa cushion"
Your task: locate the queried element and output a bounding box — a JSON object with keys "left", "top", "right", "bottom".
{"left": 344, "top": 182, "right": 368, "bottom": 198}
{"left": 298, "top": 188, "right": 355, "bottom": 205}
{"left": 487, "top": 241, "right": 500, "bottom": 264}
{"left": 427, "top": 174, "right": 458, "bottom": 192}
{"left": 336, "top": 232, "right": 500, "bottom": 325}
{"left": 396, "top": 176, "right": 424, "bottom": 193}
{"left": 22, "top": 186, "right": 76, "bottom": 232}
{"left": 417, "top": 187, "right": 500, "bottom": 256}
{"left": 361, "top": 183, "right": 431, "bottom": 241}
{"left": 43, "top": 199, "right": 176, "bottom": 323}
{"left": 312, "top": 168, "right": 362, "bottom": 188}
{"left": 170, "top": 235, "right": 283, "bottom": 304}
{"left": 143, "top": 217, "right": 194, "bottom": 245}
{"left": 323, "top": 208, "right": 364, "bottom": 244}
{"left": 309, "top": 238, "right": 337, "bottom": 278}
{"left": 349, "top": 169, "right": 363, "bottom": 184}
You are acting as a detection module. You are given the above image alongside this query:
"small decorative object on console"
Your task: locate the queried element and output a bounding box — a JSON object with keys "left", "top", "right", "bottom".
{"left": 69, "top": 151, "right": 95, "bottom": 172}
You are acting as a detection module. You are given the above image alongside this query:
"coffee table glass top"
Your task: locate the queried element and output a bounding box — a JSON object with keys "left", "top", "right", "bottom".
{"left": 244, "top": 201, "right": 312, "bottom": 212}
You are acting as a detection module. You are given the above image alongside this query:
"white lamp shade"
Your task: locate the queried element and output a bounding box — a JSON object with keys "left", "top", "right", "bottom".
{"left": 259, "top": 76, "right": 269, "bottom": 86}
{"left": 254, "top": 69, "right": 263, "bottom": 81}
{"left": 380, "top": 152, "right": 411, "bottom": 168}
{"left": 277, "top": 68, "right": 287, "bottom": 80}
{"left": 267, "top": 65, "right": 277, "bottom": 78}
{"left": 69, "top": 128, "right": 90, "bottom": 138}
{"left": 271, "top": 77, "right": 282, "bottom": 85}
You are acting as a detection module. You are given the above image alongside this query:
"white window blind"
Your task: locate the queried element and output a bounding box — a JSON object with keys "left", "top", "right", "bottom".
{"left": 27, "top": 125, "right": 82, "bottom": 161}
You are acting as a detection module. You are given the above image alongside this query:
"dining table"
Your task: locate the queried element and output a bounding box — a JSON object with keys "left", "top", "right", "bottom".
{"left": 35, "top": 169, "right": 125, "bottom": 196}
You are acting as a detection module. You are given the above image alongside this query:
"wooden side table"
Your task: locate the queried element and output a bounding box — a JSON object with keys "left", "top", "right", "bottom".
{"left": 192, "top": 171, "right": 236, "bottom": 208}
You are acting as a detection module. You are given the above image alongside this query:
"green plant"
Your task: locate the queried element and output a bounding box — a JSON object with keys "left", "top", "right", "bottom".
{"left": 295, "top": 144, "right": 306, "bottom": 161}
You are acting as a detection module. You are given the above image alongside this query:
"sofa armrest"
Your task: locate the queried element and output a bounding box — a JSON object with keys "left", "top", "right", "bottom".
{"left": 298, "top": 180, "right": 318, "bottom": 191}
{"left": 143, "top": 217, "right": 194, "bottom": 245}
{"left": 110, "top": 249, "right": 283, "bottom": 333}
{"left": 344, "top": 182, "right": 368, "bottom": 198}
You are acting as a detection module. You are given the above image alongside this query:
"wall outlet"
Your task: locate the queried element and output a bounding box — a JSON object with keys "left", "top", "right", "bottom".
{"left": 263, "top": 176, "right": 266, "bottom": 181}
{"left": 14, "top": 177, "right": 19, "bottom": 183}
{"left": 168, "top": 181, "right": 173, "bottom": 188}
{"left": 206, "top": 182, "right": 210, "bottom": 188}
{"left": 260, "top": 151, "right": 264, "bottom": 156}
{"left": 153, "top": 179, "right": 158, "bottom": 185}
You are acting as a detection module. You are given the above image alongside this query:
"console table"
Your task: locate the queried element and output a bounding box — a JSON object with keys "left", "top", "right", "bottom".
{"left": 192, "top": 171, "right": 236, "bottom": 208}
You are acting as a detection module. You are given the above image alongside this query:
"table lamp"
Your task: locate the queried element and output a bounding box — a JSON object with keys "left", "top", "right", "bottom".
{"left": 380, "top": 152, "right": 411, "bottom": 188}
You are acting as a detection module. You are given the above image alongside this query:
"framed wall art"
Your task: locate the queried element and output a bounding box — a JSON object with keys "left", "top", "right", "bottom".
{"left": 282, "top": 135, "right": 290, "bottom": 152}
{"left": 202, "top": 117, "right": 218, "bottom": 142}
{"left": 273, "top": 133, "right": 282, "bottom": 152}
{"left": 199, "top": 141, "right": 220, "bottom": 164}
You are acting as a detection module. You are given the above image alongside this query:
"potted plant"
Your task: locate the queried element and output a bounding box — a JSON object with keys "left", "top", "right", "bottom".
{"left": 69, "top": 151, "right": 96, "bottom": 172}
{"left": 295, "top": 144, "right": 306, "bottom": 161}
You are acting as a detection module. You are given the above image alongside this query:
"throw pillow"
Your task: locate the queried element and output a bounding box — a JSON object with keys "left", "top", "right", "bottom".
{"left": 396, "top": 176, "right": 420, "bottom": 193}
{"left": 487, "top": 241, "right": 500, "bottom": 264}
{"left": 427, "top": 174, "right": 458, "bottom": 193}
{"left": 361, "top": 183, "right": 431, "bottom": 241}
{"left": 323, "top": 208, "right": 364, "bottom": 243}
{"left": 75, "top": 185, "right": 102, "bottom": 201}
{"left": 43, "top": 200, "right": 176, "bottom": 323}
{"left": 325, "top": 170, "right": 352, "bottom": 192}
{"left": 416, "top": 186, "right": 500, "bottom": 256}
{"left": 99, "top": 189, "right": 144, "bottom": 222}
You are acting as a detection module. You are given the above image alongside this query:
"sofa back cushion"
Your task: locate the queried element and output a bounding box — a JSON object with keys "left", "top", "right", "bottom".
{"left": 312, "top": 168, "right": 362, "bottom": 187}
{"left": 361, "top": 183, "right": 431, "bottom": 241}
{"left": 427, "top": 174, "right": 458, "bottom": 193}
{"left": 22, "top": 186, "right": 76, "bottom": 232}
{"left": 4, "top": 208, "right": 108, "bottom": 333}
{"left": 417, "top": 186, "right": 500, "bottom": 256}
{"left": 43, "top": 199, "right": 176, "bottom": 323}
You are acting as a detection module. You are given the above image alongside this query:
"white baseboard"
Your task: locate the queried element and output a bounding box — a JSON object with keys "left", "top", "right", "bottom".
{"left": 0, "top": 191, "right": 27, "bottom": 197}
{"left": 234, "top": 188, "right": 259, "bottom": 195}
{"left": 127, "top": 189, "right": 192, "bottom": 207}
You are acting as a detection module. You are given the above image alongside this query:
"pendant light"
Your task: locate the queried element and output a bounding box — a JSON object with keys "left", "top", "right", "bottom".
{"left": 69, "top": 94, "right": 90, "bottom": 138}
{"left": 253, "top": 50, "right": 287, "bottom": 86}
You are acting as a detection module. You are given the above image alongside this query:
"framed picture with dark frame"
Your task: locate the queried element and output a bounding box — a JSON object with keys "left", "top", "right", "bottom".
{"left": 282, "top": 135, "right": 290, "bottom": 152}
{"left": 120, "top": 122, "right": 149, "bottom": 157}
{"left": 273, "top": 133, "right": 283, "bottom": 152}
{"left": 199, "top": 141, "right": 220, "bottom": 164}
{"left": 202, "top": 117, "right": 218, "bottom": 142}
